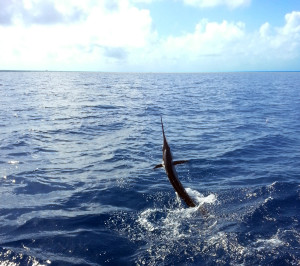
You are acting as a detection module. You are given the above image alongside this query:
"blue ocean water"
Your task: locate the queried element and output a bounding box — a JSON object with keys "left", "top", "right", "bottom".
{"left": 0, "top": 71, "right": 299, "bottom": 265}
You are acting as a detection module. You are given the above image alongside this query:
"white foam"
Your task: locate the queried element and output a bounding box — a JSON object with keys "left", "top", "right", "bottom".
{"left": 137, "top": 188, "right": 218, "bottom": 240}
{"left": 8, "top": 160, "right": 19, "bottom": 165}
{"left": 137, "top": 207, "right": 185, "bottom": 238}
{"left": 186, "top": 188, "right": 217, "bottom": 206}
{"left": 253, "top": 235, "right": 283, "bottom": 251}
{"left": 137, "top": 209, "right": 156, "bottom": 232}
{"left": 264, "top": 196, "right": 273, "bottom": 203}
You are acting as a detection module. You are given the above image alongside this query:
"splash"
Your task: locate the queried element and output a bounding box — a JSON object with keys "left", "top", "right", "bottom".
{"left": 127, "top": 190, "right": 218, "bottom": 265}
{"left": 107, "top": 183, "right": 299, "bottom": 265}
{"left": 185, "top": 188, "right": 217, "bottom": 206}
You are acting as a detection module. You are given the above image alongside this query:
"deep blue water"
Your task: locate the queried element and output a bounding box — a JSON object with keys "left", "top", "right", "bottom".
{"left": 0, "top": 72, "right": 299, "bottom": 265}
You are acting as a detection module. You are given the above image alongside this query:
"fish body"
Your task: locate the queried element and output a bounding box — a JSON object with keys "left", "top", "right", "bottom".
{"left": 158, "top": 117, "right": 196, "bottom": 207}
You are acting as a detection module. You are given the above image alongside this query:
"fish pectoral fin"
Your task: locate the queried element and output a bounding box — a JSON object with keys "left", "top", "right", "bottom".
{"left": 173, "top": 160, "right": 189, "bottom": 166}
{"left": 153, "top": 163, "right": 163, "bottom": 169}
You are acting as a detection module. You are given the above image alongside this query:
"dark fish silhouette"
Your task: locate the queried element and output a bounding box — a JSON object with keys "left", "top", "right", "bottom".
{"left": 154, "top": 117, "right": 197, "bottom": 207}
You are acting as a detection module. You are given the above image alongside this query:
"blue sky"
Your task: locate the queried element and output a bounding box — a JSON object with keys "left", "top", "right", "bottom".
{"left": 0, "top": 0, "right": 299, "bottom": 72}
{"left": 147, "top": 1, "right": 298, "bottom": 34}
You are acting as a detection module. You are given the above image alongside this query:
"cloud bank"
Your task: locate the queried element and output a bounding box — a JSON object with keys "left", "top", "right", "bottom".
{"left": 0, "top": 0, "right": 299, "bottom": 71}
{"left": 152, "top": 11, "right": 300, "bottom": 71}
{"left": 183, "top": 0, "right": 251, "bottom": 9}
{"left": 0, "top": 0, "right": 86, "bottom": 25}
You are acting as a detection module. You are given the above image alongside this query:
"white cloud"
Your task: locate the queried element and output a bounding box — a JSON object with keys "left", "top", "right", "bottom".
{"left": 281, "top": 11, "right": 300, "bottom": 34}
{"left": 0, "top": 0, "right": 299, "bottom": 71}
{"left": 142, "top": 20, "right": 247, "bottom": 71}
{"left": 137, "top": 11, "right": 300, "bottom": 71}
{"left": 130, "top": 0, "right": 154, "bottom": 3}
{"left": 0, "top": 0, "right": 87, "bottom": 25}
{"left": 161, "top": 20, "right": 245, "bottom": 58}
{"left": 183, "top": 0, "right": 251, "bottom": 9}
{"left": 0, "top": 0, "right": 156, "bottom": 71}
{"left": 264, "top": 11, "right": 300, "bottom": 61}
{"left": 252, "top": 11, "right": 300, "bottom": 62}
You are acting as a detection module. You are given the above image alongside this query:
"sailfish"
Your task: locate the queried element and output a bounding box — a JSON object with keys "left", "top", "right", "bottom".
{"left": 154, "top": 117, "right": 206, "bottom": 213}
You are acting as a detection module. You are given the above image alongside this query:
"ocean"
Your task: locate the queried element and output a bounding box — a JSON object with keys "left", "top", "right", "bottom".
{"left": 0, "top": 71, "right": 299, "bottom": 265}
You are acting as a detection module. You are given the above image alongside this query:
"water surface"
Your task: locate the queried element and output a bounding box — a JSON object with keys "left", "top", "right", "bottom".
{"left": 0, "top": 72, "right": 299, "bottom": 265}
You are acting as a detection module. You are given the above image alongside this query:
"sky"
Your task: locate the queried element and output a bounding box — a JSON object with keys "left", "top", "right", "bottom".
{"left": 0, "top": 0, "right": 299, "bottom": 72}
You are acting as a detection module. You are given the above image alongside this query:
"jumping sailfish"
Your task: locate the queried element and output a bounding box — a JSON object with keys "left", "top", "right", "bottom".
{"left": 154, "top": 117, "right": 207, "bottom": 215}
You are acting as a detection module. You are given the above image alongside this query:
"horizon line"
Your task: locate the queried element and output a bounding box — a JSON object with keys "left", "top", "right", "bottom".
{"left": 0, "top": 70, "right": 299, "bottom": 74}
